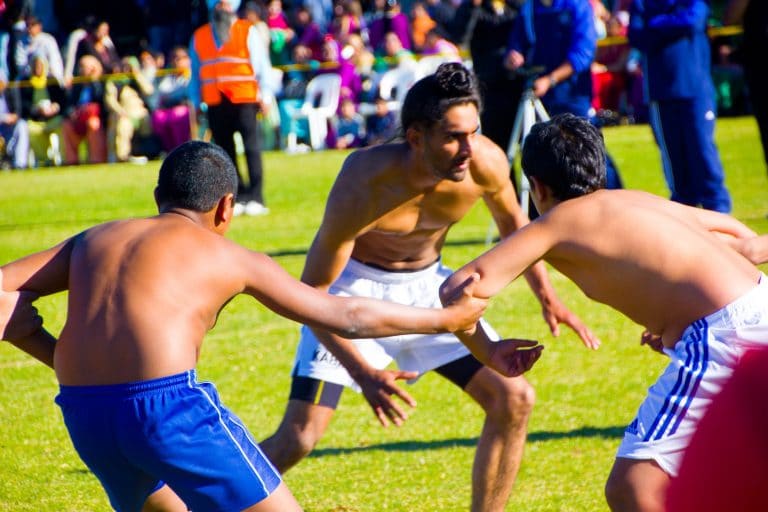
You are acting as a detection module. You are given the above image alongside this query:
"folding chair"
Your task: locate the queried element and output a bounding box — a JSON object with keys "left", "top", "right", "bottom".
{"left": 287, "top": 73, "right": 341, "bottom": 151}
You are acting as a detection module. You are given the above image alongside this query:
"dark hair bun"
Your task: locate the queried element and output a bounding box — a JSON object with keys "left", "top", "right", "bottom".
{"left": 435, "top": 62, "right": 474, "bottom": 96}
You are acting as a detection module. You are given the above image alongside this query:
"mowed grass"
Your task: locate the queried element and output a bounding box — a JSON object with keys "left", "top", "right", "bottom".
{"left": 0, "top": 118, "right": 766, "bottom": 511}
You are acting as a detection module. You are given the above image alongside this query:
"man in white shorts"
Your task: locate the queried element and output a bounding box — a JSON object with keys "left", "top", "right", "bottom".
{"left": 260, "top": 63, "right": 598, "bottom": 512}
{"left": 290, "top": 258, "right": 502, "bottom": 392}
{"left": 440, "top": 112, "right": 768, "bottom": 512}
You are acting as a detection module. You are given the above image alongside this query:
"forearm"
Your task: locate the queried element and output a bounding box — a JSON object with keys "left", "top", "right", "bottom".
{"left": 549, "top": 62, "right": 574, "bottom": 85}
{"left": 5, "top": 328, "right": 56, "bottom": 368}
{"left": 453, "top": 323, "right": 495, "bottom": 367}
{"left": 522, "top": 260, "right": 557, "bottom": 307}
{"left": 333, "top": 297, "right": 457, "bottom": 338}
{"left": 310, "top": 327, "right": 375, "bottom": 382}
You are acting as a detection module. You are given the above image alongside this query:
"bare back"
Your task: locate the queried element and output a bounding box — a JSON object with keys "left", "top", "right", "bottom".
{"left": 459, "top": 190, "right": 761, "bottom": 347}
{"left": 55, "top": 214, "right": 248, "bottom": 385}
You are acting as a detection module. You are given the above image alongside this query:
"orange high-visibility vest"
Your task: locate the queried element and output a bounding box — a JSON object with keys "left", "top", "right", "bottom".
{"left": 193, "top": 19, "right": 259, "bottom": 106}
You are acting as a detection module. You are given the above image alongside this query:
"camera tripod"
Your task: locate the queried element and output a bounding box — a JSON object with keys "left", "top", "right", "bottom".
{"left": 485, "top": 69, "right": 550, "bottom": 245}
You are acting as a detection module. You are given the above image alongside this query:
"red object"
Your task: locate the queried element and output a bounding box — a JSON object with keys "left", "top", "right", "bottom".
{"left": 72, "top": 103, "right": 101, "bottom": 136}
{"left": 666, "top": 348, "right": 768, "bottom": 512}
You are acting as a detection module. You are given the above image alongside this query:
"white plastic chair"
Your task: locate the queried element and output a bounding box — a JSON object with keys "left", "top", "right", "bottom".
{"left": 287, "top": 73, "right": 341, "bottom": 151}
{"left": 358, "top": 65, "right": 417, "bottom": 117}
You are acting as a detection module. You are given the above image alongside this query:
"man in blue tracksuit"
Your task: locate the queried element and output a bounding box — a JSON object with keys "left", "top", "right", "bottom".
{"left": 629, "top": 0, "right": 731, "bottom": 213}
{"left": 504, "top": 0, "right": 622, "bottom": 198}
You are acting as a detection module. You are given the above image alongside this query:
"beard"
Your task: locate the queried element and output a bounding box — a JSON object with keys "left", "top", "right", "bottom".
{"left": 212, "top": 10, "right": 235, "bottom": 44}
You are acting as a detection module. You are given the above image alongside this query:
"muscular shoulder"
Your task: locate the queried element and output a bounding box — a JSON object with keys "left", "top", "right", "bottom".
{"left": 326, "top": 144, "right": 407, "bottom": 224}
{"left": 468, "top": 135, "right": 512, "bottom": 189}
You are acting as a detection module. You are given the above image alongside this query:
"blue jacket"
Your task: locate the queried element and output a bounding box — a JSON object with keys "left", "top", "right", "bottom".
{"left": 506, "top": 0, "right": 596, "bottom": 116}
{"left": 628, "top": 0, "right": 714, "bottom": 101}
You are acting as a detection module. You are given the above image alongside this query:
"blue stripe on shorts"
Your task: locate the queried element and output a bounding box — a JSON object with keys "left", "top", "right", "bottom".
{"left": 643, "top": 319, "right": 710, "bottom": 442}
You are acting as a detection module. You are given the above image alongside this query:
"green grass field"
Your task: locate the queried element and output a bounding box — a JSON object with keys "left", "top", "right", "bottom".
{"left": 0, "top": 118, "right": 766, "bottom": 511}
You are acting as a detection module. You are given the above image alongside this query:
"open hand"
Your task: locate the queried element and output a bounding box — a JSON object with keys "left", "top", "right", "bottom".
{"left": 541, "top": 297, "right": 600, "bottom": 350}
{"left": 358, "top": 368, "right": 419, "bottom": 427}
{"left": 487, "top": 338, "right": 543, "bottom": 377}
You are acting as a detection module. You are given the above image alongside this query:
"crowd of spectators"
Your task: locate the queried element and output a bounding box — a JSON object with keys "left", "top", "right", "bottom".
{"left": 0, "top": 0, "right": 754, "bottom": 169}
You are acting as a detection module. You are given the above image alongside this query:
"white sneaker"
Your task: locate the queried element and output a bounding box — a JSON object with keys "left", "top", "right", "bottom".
{"left": 233, "top": 202, "right": 246, "bottom": 217}
{"left": 244, "top": 200, "right": 269, "bottom": 216}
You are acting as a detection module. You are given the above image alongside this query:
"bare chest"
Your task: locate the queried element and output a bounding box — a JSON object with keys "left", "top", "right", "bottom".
{"left": 368, "top": 188, "right": 477, "bottom": 236}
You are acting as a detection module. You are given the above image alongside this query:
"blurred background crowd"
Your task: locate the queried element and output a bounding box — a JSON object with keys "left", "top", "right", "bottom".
{"left": 0, "top": 0, "right": 757, "bottom": 170}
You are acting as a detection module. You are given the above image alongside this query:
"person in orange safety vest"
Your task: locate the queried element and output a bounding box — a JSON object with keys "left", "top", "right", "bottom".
{"left": 190, "top": 0, "right": 272, "bottom": 216}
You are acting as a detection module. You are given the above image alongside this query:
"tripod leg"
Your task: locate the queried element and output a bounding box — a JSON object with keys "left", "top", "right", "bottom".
{"left": 487, "top": 92, "right": 535, "bottom": 246}
{"left": 533, "top": 98, "right": 550, "bottom": 121}
{"left": 516, "top": 97, "right": 541, "bottom": 216}
{"left": 506, "top": 95, "right": 528, "bottom": 161}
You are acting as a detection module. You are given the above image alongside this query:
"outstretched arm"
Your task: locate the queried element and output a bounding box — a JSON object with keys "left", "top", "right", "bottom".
{"left": 237, "top": 247, "right": 486, "bottom": 426}
{"left": 438, "top": 229, "right": 545, "bottom": 378}
{"left": 243, "top": 251, "right": 487, "bottom": 340}
{"left": 481, "top": 146, "right": 599, "bottom": 349}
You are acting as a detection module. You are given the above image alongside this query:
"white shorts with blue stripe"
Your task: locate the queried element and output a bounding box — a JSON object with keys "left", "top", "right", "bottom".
{"left": 616, "top": 276, "right": 768, "bottom": 476}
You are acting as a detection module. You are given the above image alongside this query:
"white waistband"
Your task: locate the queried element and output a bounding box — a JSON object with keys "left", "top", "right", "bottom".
{"left": 698, "top": 273, "right": 767, "bottom": 328}
{"left": 344, "top": 257, "right": 444, "bottom": 284}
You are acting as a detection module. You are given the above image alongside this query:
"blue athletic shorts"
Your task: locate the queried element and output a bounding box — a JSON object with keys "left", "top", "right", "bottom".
{"left": 55, "top": 370, "right": 281, "bottom": 512}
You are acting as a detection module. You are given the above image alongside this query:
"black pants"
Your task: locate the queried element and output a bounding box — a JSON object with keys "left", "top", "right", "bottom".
{"left": 207, "top": 98, "right": 264, "bottom": 204}
{"left": 479, "top": 77, "right": 525, "bottom": 151}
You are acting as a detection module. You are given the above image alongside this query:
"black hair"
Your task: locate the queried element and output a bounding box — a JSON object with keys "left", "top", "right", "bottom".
{"left": 400, "top": 62, "right": 481, "bottom": 132}
{"left": 155, "top": 141, "right": 239, "bottom": 211}
{"left": 521, "top": 113, "right": 606, "bottom": 200}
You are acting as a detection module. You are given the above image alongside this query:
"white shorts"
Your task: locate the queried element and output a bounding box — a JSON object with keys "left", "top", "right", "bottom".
{"left": 616, "top": 275, "right": 768, "bottom": 476}
{"left": 291, "top": 258, "right": 498, "bottom": 391}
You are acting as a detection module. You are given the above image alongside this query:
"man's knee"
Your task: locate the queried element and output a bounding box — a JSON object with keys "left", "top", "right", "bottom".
{"left": 468, "top": 370, "right": 536, "bottom": 423}
{"left": 495, "top": 377, "right": 535, "bottom": 420}
{"left": 282, "top": 419, "right": 324, "bottom": 458}
{"left": 262, "top": 400, "right": 336, "bottom": 472}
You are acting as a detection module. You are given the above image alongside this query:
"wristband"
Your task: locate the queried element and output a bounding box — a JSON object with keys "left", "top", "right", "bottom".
{"left": 548, "top": 75, "right": 558, "bottom": 87}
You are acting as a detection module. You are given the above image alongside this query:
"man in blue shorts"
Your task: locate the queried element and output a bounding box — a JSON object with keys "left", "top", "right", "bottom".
{"left": 440, "top": 113, "right": 768, "bottom": 511}
{"left": 0, "top": 140, "right": 487, "bottom": 512}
